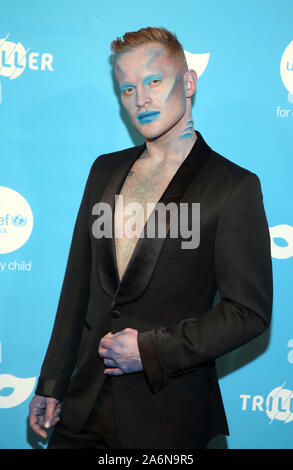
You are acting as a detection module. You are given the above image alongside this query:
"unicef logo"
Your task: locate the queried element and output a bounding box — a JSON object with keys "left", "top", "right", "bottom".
{"left": 0, "top": 187, "right": 33, "bottom": 254}
{"left": 11, "top": 215, "right": 27, "bottom": 227}
{"left": 280, "top": 41, "right": 293, "bottom": 102}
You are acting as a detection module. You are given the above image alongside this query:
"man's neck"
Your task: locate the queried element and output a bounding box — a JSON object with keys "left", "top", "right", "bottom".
{"left": 143, "top": 113, "right": 197, "bottom": 167}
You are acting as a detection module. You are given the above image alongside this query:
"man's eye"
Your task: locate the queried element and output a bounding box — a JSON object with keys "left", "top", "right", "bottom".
{"left": 150, "top": 79, "right": 161, "bottom": 86}
{"left": 123, "top": 88, "right": 134, "bottom": 96}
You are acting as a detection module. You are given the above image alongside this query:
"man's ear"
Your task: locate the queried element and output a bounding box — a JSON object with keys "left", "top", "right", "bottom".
{"left": 184, "top": 69, "right": 197, "bottom": 98}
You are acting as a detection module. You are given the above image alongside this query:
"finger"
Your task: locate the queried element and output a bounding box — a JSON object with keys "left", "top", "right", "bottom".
{"left": 98, "top": 345, "right": 106, "bottom": 357}
{"left": 100, "top": 332, "right": 113, "bottom": 343}
{"left": 52, "top": 419, "right": 60, "bottom": 428}
{"left": 103, "top": 358, "right": 116, "bottom": 366}
{"left": 100, "top": 337, "right": 113, "bottom": 348}
{"left": 29, "top": 403, "right": 44, "bottom": 425}
{"left": 44, "top": 400, "right": 58, "bottom": 429}
{"left": 104, "top": 368, "right": 123, "bottom": 375}
{"left": 32, "top": 425, "right": 48, "bottom": 439}
{"left": 98, "top": 342, "right": 111, "bottom": 356}
{"left": 29, "top": 396, "right": 52, "bottom": 438}
{"left": 99, "top": 346, "right": 114, "bottom": 359}
{"left": 51, "top": 404, "right": 62, "bottom": 426}
{"left": 52, "top": 416, "right": 61, "bottom": 426}
{"left": 29, "top": 415, "right": 48, "bottom": 438}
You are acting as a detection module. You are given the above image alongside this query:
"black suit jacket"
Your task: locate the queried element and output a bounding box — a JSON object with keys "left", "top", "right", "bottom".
{"left": 35, "top": 131, "right": 273, "bottom": 449}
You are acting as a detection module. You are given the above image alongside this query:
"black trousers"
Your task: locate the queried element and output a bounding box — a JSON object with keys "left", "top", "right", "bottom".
{"left": 47, "top": 375, "right": 122, "bottom": 449}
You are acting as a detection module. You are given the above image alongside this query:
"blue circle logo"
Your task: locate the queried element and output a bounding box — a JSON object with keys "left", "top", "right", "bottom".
{"left": 11, "top": 214, "right": 27, "bottom": 227}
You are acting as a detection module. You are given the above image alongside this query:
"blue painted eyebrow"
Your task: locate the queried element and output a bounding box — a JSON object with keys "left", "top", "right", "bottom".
{"left": 142, "top": 73, "right": 163, "bottom": 86}
{"left": 120, "top": 74, "right": 163, "bottom": 92}
{"left": 120, "top": 82, "right": 136, "bottom": 92}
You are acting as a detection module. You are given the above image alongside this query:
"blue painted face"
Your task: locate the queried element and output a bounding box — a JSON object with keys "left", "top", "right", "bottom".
{"left": 114, "top": 43, "right": 190, "bottom": 141}
{"left": 120, "top": 71, "right": 164, "bottom": 125}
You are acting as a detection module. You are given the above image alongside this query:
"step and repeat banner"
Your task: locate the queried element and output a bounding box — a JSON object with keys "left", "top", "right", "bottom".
{"left": 0, "top": 0, "right": 292, "bottom": 450}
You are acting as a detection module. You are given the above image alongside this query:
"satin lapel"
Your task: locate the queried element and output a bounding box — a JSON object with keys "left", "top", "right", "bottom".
{"left": 96, "top": 143, "right": 146, "bottom": 299}
{"left": 97, "top": 131, "right": 212, "bottom": 307}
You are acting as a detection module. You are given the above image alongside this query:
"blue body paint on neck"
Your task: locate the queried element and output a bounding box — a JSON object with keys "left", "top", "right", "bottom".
{"left": 179, "top": 119, "right": 195, "bottom": 141}
{"left": 183, "top": 126, "right": 194, "bottom": 133}
{"left": 179, "top": 133, "right": 194, "bottom": 141}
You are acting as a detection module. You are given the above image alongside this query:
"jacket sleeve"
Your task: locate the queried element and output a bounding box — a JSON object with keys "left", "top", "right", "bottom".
{"left": 137, "top": 172, "right": 273, "bottom": 393}
{"left": 35, "top": 159, "right": 98, "bottom": 401}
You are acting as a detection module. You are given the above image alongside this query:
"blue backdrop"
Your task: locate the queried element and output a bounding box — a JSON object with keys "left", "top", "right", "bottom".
{"left": 0, "top": 0, "right": 292, "bottom": 449}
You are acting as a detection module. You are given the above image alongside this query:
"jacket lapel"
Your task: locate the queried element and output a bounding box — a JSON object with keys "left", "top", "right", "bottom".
{"left": 96, "top": 131, "right": 212, "bottom": 307}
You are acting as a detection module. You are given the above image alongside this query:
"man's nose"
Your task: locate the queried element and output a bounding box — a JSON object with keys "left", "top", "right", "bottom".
{"left": 136, "top": 84, "right": 151, "bottom": 108}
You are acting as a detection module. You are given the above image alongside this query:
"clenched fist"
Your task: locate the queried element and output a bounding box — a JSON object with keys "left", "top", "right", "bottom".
{"left": 98, "top": 328, "right": 143, "bottom": 375}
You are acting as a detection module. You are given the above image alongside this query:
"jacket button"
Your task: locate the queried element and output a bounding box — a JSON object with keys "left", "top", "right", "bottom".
{"left": 112, "top": 309, "right": 121, "bottom": 319}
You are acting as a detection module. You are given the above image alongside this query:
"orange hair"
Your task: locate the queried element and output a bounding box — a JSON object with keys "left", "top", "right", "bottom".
{"left": 110, "top": 26, "right": 187, "bottom": 71}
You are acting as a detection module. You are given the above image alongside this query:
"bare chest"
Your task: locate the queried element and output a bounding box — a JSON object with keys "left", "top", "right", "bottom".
{"left": 114, "top": 159, "right": 177, "bottom": 280}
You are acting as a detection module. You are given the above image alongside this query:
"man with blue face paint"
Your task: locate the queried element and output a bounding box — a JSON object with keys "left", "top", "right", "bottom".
{"left": 29, "top": 27, "right": 273, "bottom": 449}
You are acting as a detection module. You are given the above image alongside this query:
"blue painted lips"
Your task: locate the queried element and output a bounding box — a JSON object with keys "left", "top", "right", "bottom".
{"left": 137, "top": 111, "right": 160, "bottom": 124}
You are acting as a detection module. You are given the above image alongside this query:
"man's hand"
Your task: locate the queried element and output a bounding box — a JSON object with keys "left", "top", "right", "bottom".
{"left": 29, "top": 394, "right": 61, "bottom": 438}
{"left": 98, "top": 328, "right": 143, "bottom": 375}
